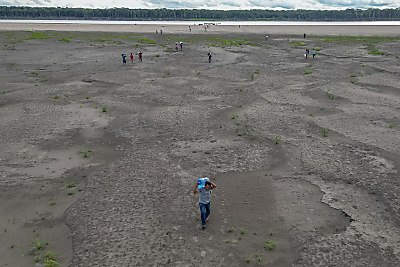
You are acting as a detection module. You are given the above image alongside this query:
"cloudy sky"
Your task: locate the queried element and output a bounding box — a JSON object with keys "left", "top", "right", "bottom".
{"left": 0, "top": 0, "right": 399, "bottom": 10}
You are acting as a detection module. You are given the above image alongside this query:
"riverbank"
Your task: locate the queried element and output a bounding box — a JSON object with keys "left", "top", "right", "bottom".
{"left": 2, "top": 22, "right": 400, "bottom": 36}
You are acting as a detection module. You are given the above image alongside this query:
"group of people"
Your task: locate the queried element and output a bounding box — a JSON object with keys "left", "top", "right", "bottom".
{"left": 305, "top": 48, "right": 317, "bottom": 59}
{"left": 121, "top": 52, "right": 142, "bottom": 65}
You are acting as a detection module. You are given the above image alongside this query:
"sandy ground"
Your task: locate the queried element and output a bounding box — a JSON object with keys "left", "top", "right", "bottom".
{"left": 0, "top": 24, "right": 399, "bottom": 266}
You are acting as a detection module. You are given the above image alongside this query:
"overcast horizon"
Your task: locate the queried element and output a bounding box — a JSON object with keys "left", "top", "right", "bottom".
{"left": 0, "top": 0, "right": 399, "bottom": 11}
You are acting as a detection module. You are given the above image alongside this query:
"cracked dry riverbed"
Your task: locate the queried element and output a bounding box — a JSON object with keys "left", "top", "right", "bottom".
{"left": 0, "top": 30, "right": 399, "bottom": 267}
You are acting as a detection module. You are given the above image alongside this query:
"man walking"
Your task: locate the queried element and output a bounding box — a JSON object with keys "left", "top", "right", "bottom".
{"left": 194, "top": 180, "right": 217, "bottom": 229}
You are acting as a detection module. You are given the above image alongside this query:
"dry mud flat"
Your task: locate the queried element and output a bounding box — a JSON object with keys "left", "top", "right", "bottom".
{"left": 0, "top": 28, "right": 399, "bottom": 267}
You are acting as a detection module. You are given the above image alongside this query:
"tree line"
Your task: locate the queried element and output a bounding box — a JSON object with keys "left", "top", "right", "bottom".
{"left": 0, "top": 7, "right": 400, "bottom": 21}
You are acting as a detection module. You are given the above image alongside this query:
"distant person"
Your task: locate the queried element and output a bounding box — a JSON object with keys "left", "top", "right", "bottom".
{"left": 312, "top": 49, "right": 316, "bottom": 58}
{"left": 305, "top": 49, "right": 309, "bottom": 59}
{"left": 160, "top": 29, "right": 163, "bottom": 34}
{"left": 156, "top": 30, "right": 158, "bottom": 34}
{"left": 130, "top": 53, "right": 134, "bottom": 63}
{"left": 167, "top": 38, "right": 170, "bottom": 44}
{"left": 208, "top": 53, "right": 212, "bottom": 63}
{"left": 180, "top": 41, "right": 183, "bottom": 50}
{"left": 121, "top": 53, "right": 126, "bottom": 65}
{"left": 175, "top": 43, "right": 178, "bottom": 51}
{"left": 194, "top": 180, "right": 217, "bottom": 229}
{"left": 138, "top": 51, "right": 142, "bottom": 62}
{"left": 189, "top": 26, "right": 191, "bottom": 32}
{"left": 266, "top": 35, "right": 268, "bottom": 41}
{"left": 304, "top": 33, "right": 306, "bottom": 38}
{"left": 239, "top": 25, "right": 240, "bottom": 28}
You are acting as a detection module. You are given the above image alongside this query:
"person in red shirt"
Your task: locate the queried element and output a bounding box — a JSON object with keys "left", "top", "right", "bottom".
{"left": 130, "top": 53, "right": 134, "bottom": 63}
{"left": 138, "top": 51, "right": 142, "bottom": 62}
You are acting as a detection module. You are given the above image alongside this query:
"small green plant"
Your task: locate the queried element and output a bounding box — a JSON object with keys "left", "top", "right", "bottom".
{"left": 251, "top": 73, "right": 255, "bottom": 80}
{"left": 4, "top": 228, "right": 6, "bottom": 232}
{"left": 197, "top": 71, "right": 201, "bottom": 75}
{"left": 257, "top": 254, "right": 263, "bottom": 265}
{"left": 321, "top": 129, "right": 329, "bottom": 137}
{"left": 331, "top": 95, "right": 335, "bottom": 100}
{"left": 68, "top": 191, "right": 74, "bottom": 195}
{"left": 372, "top": 189, "right": 376, "bottom": 194}
{"left": 245, "top": 255, "right": 252, "bottom": 262}
{"left": 255, "top": 71, "right": 260, "bottom": 74}
{"left": 50, "top": 202, "right": 56, "bottom": 205}
{"left": 379, "top": 69, "right": 383, "bottom": 72}
{"left": 351, "top": 80, "right": 355, "bottom": 83}
{"left": 33, "top": 239, "right": 47, "bottom": 250}
{"left": 231, "top": 114, "right": 238, "bottom": 119}
{"left": 388, "top": 125, "right": 394, "bottom": 129}
{"left": 85, "top": 95, "right": 89, "bottom": 99}
{"left": 53, "top": 95, "right": 59, "bottom": 99}
{"left": 66, "top": 182, "right": 76, "bottom": 188}
{"left": 11, "top": 244, "right": 14, "bottom": 248}
{"left": 350, "top": 74, "right": 356, "bottom": 78}
{"left": 155, "top": 54, "right": 160, "bottom": 57}
{"left": 94, "top": 105, "right": 98, "bottom": 109}
{"left": 44, "top": 251, "right": 58, "bottom": 261}
{"left": 274, "top": 137, "right": 280, "bottom": 144}
{"left": 361, "top": 64, "right": 365, "bottom": 67}
{"left": 225, "top": 239, "right": 230, "bottom": 243}
{"left": 239, "top": 228, "right": 246, "bottom": 234}
{"left": 309, "top": 113, "right": 314, "bottom": 117}
{"left": 303, "top": 71, "right": 312, "bottom": 75}
{"left": 264, "top": 240, "right": 276, "bottom": 250}
{"left": 269, "top": 229, "right": 275, "bottom": 235}
{"left": 238, "top": 233, "right": 242, "bottom": 239}
{"left": 44, "top": 258, "right": 61, "bottom": 267}
{"left": 82, "top": 151, "right": 87, "bottom": 157}
{"left": 101, "top": 107, "right": 107, "bottom": 112}
{"left": 2, "top": 91, "right": 6, "bottom": 94}
{"left": 204, "top": 150, "right": 211, "bottom": 154}
{"left": 228, "top": 227, "right": 234, "bottom": 232}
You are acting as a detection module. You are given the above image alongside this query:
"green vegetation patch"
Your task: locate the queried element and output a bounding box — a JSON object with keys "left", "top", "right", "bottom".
{"left": 290, "top": 41, "right": 307, "bottom": 46}
{"left": 207, "top": 36, "right": 251, "bottom": 47}
{"left": 25, "top": 31, "right": 52, "bottom": 40}
{"left": 136, "top": 38, "right": 156, "bottom": 44}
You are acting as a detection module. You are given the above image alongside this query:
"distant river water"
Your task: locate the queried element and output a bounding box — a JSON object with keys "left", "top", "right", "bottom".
{"left": 1, "top": 20, "right": 400, "bottom": 26}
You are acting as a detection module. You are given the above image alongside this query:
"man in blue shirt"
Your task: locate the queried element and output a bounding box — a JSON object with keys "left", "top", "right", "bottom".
{"left": 194, "top": 181, "right": 217, "bottom": 229}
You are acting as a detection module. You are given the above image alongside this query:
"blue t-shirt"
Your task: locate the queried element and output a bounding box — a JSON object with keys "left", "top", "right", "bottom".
{"left": 198, "top": 187, "right": 212, "bottom": 204}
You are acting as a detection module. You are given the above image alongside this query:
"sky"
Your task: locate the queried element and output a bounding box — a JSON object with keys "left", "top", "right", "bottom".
{"left": 0, "top": 0, "right": 399, "bottom": 10}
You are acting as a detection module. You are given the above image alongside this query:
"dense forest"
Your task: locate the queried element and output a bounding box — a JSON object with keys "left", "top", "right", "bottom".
{"left": 0, "top": 7, "right": 400, "bottom": 21}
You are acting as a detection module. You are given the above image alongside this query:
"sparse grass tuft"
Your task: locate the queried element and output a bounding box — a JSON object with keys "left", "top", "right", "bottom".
{"left": 66, "top": 182, "right": 76, "bottom": 188}
{"left": 264, "top": 240, "right": 276, "bottom": 250}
